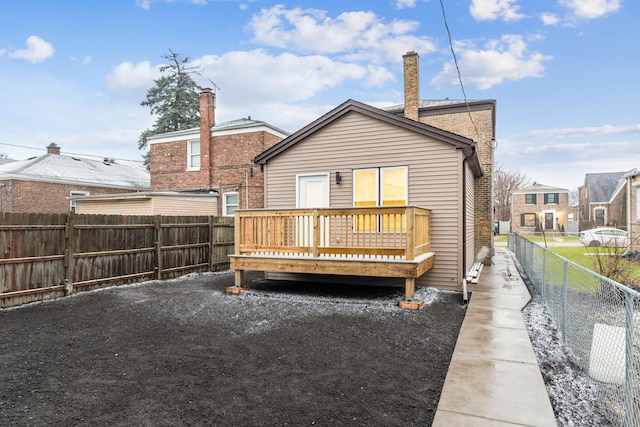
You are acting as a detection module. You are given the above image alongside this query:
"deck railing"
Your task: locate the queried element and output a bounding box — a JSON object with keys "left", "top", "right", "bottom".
{"left": 234, "top": 206, "right": 431, "bottom": 261}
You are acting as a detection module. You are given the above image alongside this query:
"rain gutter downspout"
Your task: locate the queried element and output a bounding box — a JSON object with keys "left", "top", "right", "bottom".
{"left": 461, "top": 147, "right": 476, "bottom": 303}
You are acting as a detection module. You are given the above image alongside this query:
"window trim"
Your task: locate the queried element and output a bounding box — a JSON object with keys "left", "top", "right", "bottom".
{"left": 352, "top": 166, "right": 408, "bottom": 232}
{"left": 521, "top": 212, "right": 537, "bottom": 228}
{"left": 69, "top": 191, "right": 89, "bottom": 212}
{"left": 544, "top": 193, "right": 559, "bottom": 204}
{"left": 187, "top": 139, "right": 200, "bottom": 171}
{"left": 222, "top": 192, "right": 239, "bottom": 217}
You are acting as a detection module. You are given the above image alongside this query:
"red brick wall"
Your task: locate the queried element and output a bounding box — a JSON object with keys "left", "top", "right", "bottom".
{"left": 0, "top": 179, "right": 135, "bottom": 214}
{"left": 150, "top": 130, "right": 282, "bottom": 215}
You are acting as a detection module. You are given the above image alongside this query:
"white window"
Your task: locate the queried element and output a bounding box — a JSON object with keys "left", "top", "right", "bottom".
{"left": 70, "top": 191, "right": 89, "bottom": 212}
{"left": 353, "top": 166, "right": 407, "bottom": 231}
{"left": 187, "top": 140, "right": 200, "bottom": 170}
{"left": 223, "top": 192, "right": 239, "bottom": 217}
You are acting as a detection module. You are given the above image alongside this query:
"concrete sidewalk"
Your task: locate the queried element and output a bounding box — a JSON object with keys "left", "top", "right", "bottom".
{"left": 433, "top": 247, "right": 557, "bottom": 426}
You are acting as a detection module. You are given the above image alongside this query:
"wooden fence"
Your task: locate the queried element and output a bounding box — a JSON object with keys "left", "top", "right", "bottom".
{"left": 0, "top": 213, "right": 234, "bottom": 308}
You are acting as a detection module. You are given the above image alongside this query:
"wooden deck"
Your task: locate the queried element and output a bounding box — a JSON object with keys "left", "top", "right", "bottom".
{"left": 228, "top": 206, "right": 434, "bottom": 308}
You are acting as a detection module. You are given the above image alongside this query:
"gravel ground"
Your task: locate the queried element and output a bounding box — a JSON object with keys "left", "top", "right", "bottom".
{"left": 0, "top": 271, "right": 467, "bottom": 426}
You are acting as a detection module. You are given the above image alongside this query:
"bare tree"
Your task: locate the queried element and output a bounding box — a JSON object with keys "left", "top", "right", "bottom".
{"left": 494, "top": 164, "right": 529, "bottom": 222}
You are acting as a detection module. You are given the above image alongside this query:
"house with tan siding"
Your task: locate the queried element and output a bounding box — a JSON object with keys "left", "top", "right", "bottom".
{"left": 236, "top": 52, "right": 496, "bottom": 294}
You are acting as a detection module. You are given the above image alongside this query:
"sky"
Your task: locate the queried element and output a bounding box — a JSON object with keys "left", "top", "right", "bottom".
{"left": 0, "top": 0, "right": 637, "bottom": 191}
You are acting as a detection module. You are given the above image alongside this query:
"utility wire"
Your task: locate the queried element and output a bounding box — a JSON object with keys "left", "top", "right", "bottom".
{"left": 438, "top": 0, "right": 484, "bottom": 145}
{"left": 0, "top": 142, "right": 144, "bottom": 163}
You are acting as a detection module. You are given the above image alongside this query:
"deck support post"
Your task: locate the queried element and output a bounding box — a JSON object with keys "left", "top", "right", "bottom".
{"left": 399, "top": 277, "right": 424, "bottom": 310}
{"left": 226, "top": 270, "right": 247, "bottom": 294}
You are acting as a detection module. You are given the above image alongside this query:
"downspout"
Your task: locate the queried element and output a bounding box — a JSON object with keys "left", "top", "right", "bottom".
{"left": 461, "top": 148, "right": 475, "bottom": 304}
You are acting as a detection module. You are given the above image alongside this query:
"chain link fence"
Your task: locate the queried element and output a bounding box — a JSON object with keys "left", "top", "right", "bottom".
{"left": 509, "top": 233, "right": 640, "bottom": 426}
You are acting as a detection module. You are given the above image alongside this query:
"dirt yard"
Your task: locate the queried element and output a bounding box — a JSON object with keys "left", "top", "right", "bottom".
{"left": 0, "top": 271, "right": 466, "bottom": 426}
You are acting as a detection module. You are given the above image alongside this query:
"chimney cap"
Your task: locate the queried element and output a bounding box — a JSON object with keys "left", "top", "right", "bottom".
{"left": 46, "top": 142, "right": 61, "bottom": 155}
{"left": 403, "top": 50, "right": 419, "bottom": 57}
{"left": 200, "top": 87, "right": 213, "bottom": 94}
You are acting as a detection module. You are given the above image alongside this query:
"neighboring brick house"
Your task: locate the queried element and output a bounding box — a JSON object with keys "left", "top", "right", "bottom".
{"left": 511, "top": 182, "right": 570, "bottom": 235}
{"left": 385, "top": 51, "right": 496, "bottom": 260}
{"left": 0, "top": 143, "right": 150, "bottom": 214}
{"left": 625, "top": 169, "right": 640, "bottom": 251}
{"left": 578, "top": 171, "right": 628, "bottom": 229}
{"left": 147, "top": 89, "right": 288, "bottom": 217}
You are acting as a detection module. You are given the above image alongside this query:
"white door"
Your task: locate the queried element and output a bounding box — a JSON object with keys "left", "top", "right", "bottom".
{"left": 297, "top": 174, "right": 329, "bottom": 247}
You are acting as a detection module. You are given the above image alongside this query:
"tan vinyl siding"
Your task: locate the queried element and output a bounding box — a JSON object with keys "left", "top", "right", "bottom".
{"left": 151, "top": 198, "right": 217, "bottom": 215}
{"left": 76, "top": 199, "right": 152, "bottom": 215}
{"left": 264, "top": 111, "right": 464, "bottom": 290}
{"left": 76, "top": 197, "right": 217, "bottom": 216}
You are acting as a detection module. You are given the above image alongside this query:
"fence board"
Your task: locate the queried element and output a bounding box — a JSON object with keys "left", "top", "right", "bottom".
{"left": 0, "top": 213, "right": 234, "bottom": 308}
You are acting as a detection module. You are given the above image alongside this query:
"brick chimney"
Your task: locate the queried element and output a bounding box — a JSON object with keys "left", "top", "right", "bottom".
{"left": 403, "top": 51, "right": 420, "bottom": 121}
{"left": 199, "top": 88, "right": 216, "bottom": 189}
{"left": 200, "top": 87, "right": 215, "bottom": 130}
{"left": 47, "top": 143, "right": 61, "bottom": 155}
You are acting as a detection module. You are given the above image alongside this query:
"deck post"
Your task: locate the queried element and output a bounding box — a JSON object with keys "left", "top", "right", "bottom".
{"left": 406, "top": 206, "right": 415, "bottom": 261}
{"left": 227, "top": 211, "right": 248, "bottom": 294}
{"left": 399, "top": 277, "right": 425, "bottom": 310}
{"left": 312, "top": 209, "right": 320, "bottom": 258}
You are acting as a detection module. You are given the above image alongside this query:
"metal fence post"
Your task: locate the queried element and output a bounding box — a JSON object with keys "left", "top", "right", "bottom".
{"left": 562, "top": 259, "right": 568, "bottom": 343}
{"left": 624, "top": 292, "right": 635, "bottom": 427}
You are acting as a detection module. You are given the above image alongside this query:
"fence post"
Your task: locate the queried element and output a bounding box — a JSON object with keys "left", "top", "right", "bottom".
{"left": 312, "top": 209, "right": 320, "bottom": 258}
{"left": 562, "top": 259, "right": 568, "bottom": 343}
{"left": 624, "top": 292, "right": 635, "bottom": 427}
{"left": 208, "top": 216, "right": 214, "bottom": 272}
{"left": 155, "top": 215, "right": 162, "bottom": 280}
{"left": 541, "top": 249, "right": 547, "bottom": 301}
{"left": 64, "top": 213, "right": 75, "bottom": 295}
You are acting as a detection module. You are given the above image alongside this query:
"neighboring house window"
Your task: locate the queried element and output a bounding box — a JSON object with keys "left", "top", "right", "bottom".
{"left": 353, "top": 166, "right": 407, "bottom": 231}
{"left": 187, "top": 140, "right": 200, "bottom": 170}
{"left": 544, "top": 193, "right": 559, "bottom": 204}
{"left": 69, "top": 191, "right": 89, "bottom": 212}
{"left": 520, "top": 213, "right": 537, "bottom": 228}
{"left": 525, "top": 194, "right": 536, "bottom": 205}
{"left": 223, "top": 192, "right": 239, "bottom": 217}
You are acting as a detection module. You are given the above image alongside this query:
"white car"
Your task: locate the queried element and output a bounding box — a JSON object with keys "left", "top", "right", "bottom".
{"left": 579, "top": 228, "right": 629, "bottom": 247}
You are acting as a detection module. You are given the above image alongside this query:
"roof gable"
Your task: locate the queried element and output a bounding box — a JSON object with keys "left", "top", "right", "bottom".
{"left": 584, "top": 171, "right": 627, "bottom": 203}
{"left": 254, "top": 99, "right": 480, "bottom": 175}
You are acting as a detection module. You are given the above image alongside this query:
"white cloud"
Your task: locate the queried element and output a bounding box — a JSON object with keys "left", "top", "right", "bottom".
{"left": 559, "top": 0, "right": 621, "bottom": 20}
{"left": 431, "top": 35, "right": 551, "bottom": 90}
{"left": 470, "top": 0, "right": 525, "bottom": 22}
{"left": 540, "top": 13, "right": 560, "bottom": 26}
{"left": 9, "top": 36, "right": 54, "bottom": 63}
{"left": 519, "top": 123, "right": 640, "bottom": 138}
{"left": 193, "top": 49, "right": 372, "bottom": 105}
{"left": 246, "top": 5, "right": 436, "bottom": 63}
{"left": 396, "top": 0, "right": 417, "bottom": 9}
{"left": 105, "top": 61, "right": 161, "bottom": 101}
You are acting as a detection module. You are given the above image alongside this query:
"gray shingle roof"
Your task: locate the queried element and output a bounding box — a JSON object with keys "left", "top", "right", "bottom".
{"left": 584, "top": 172, "right": 626, "bottom": 203}
{"left": 0, "top": 154, "right": 150, "bottom": 189}
{"left": 514, "top": 182, "right": 569, "bottom": 194}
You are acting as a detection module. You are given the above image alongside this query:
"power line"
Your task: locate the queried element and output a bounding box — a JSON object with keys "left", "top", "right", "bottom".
{"left": 0, "top": 142, "right": 145, "bottom": 163}
{"left": 438, "top": 0, "right": 483, "bottom": 144}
